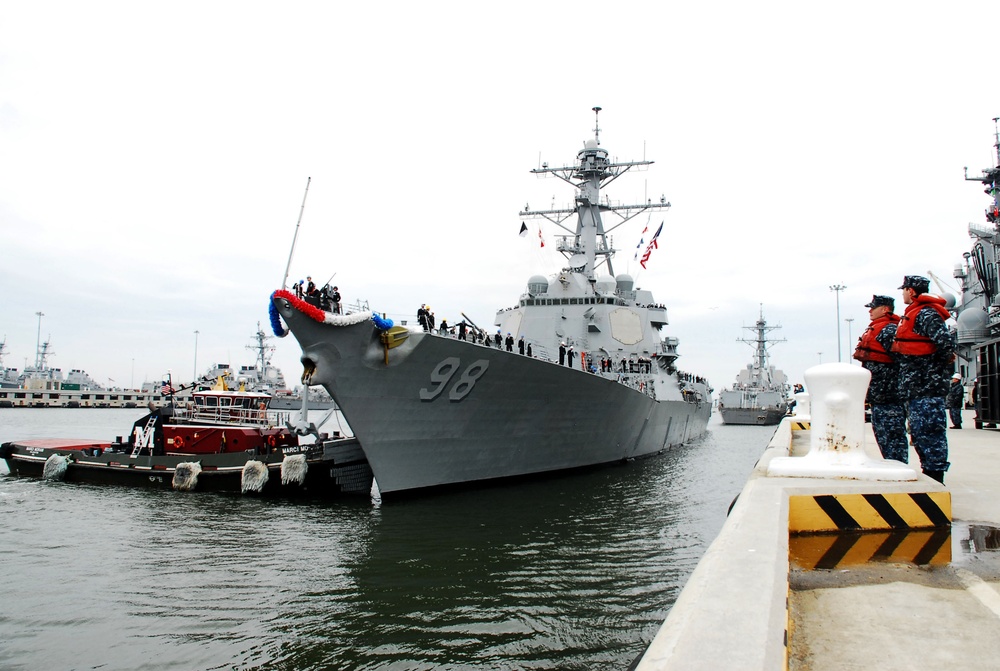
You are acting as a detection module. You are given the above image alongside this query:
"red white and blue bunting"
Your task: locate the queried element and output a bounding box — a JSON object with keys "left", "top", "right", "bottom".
{"left": 269, "top": 289, "right": 385, "bottom": 337}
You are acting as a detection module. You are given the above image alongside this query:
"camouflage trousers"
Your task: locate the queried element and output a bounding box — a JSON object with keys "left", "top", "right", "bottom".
{"left": 906, "top": 396, "right": 950, "bottom": 473}
{"left": 871, "top": 403, "right": 908, "bottom": 463}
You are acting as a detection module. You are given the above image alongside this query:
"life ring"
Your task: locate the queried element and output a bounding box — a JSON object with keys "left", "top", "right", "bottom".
{"left": 174, "top": 435, "right": 185, "bottom": 449}
{"left": 267, "top": 435, "right": 277, "bottom": 448}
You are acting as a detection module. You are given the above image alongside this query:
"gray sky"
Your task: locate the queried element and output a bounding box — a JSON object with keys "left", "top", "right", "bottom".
{"left": 1, "top": 1, "right": 997, "bottom": 393}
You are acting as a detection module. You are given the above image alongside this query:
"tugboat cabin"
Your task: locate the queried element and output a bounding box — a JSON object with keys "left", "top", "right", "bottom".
{"left": 125, "top": 388, "right": 297, "bottom": 457}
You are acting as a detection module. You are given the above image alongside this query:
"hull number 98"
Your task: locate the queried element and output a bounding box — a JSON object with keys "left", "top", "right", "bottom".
{"left": 420, "top": 357, "right": 489, "bottom": 402}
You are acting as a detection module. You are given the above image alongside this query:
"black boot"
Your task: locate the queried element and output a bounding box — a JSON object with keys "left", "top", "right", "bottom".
{"left": 922, "top": 469, "right": 945, "bottom": 484}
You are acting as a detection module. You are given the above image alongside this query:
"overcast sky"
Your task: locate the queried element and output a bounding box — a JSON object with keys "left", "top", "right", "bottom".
{"left": 1, "top": 1, "right": 997, "bottom": 395}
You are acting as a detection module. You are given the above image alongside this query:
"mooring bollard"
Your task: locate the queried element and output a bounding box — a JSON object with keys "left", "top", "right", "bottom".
{"left": 792, "top": 392, "right": 810, "bottom": 418}
{"left": 768, "top": 362, "right": 916, "bottom": 481}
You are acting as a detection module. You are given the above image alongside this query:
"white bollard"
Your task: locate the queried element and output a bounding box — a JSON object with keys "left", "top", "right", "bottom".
{"left": 792, "top": 392, "right": 810, "bottom": 419}
{"left": 768, "top": 362, "right": 916, "bottom": 481}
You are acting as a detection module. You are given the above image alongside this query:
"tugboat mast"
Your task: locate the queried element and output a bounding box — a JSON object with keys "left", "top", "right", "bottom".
{"left": 519, "top": 107, "right": 671, "bottom": 280}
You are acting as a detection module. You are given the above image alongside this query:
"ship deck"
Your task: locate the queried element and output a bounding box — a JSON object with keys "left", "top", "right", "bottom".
{"left": 635, "top": 408, "right": 1000, "bottom": 670}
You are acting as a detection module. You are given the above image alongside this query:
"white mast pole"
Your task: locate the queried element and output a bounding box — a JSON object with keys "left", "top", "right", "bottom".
{"left": 281, "top": 177, "right": 312, "bottom": 290}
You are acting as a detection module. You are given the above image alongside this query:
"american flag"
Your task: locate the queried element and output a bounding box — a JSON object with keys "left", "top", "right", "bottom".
{"left": 161, "top": 382, "right": 175, "bottom": 395}
{"left": 639, "top": 222, "right": 664, "bottom": 269}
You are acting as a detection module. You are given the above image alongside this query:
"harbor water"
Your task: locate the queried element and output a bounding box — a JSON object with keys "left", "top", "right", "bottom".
{"left": 0, "top": 408, "right": 775, "bottom": 670}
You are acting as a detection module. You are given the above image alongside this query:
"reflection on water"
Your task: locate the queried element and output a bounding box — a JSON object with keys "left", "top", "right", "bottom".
{"left": 955, "top": 521, "right": 1000, "bottom": 556}
{"left": 0, "top": 409, "right": 775, "bottom": 670}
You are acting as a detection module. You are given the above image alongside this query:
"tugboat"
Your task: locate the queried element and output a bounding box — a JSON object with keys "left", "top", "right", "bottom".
{"left": 718, "top": 307, "right": 790, "bottom": 426}
{"left": 270, "top": 108, "right": 713, "bottom": 498}
{"left": 0, "top": 376, "right": 373, "bottom": 497}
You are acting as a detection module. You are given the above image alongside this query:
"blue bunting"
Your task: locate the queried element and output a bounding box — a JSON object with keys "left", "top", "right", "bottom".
{"left": 371, "top": 313, "right": 394, "bottom": 331}
{"left": 268, "top": 292, "right": 288, "bottom": 337}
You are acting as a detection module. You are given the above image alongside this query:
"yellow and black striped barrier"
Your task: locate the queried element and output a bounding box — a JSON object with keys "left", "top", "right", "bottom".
{"left": 790, "top": 420, "right": 810, "bottom": 431}
{"left": 789, "top": 492, "right": 951, "bottom": 533}
{"left": 789, "top": 528, "right": 952, "bottom": 570}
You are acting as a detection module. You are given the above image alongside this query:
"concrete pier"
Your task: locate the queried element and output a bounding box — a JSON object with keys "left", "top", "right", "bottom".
{"left": 635, "top": 408, "right": 1000, "bottom": 670}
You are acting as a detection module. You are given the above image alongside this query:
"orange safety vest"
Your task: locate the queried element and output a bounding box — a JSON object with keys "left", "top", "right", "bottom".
{"left": 853, "top": 314, "right": 900, "bottom": 363}
{"left": 890, "top": 295, "right": 950, "bottom": 356}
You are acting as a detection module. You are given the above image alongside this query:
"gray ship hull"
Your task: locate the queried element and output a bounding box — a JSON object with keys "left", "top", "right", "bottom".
{"left": 719, "top": 406, "right": 787, "bottom": 426}
{"left": 274, "top": 304, "right": 711, "bottom": 496}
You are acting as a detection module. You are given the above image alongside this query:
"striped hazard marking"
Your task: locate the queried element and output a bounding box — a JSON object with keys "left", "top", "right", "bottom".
{"left": 789, "top": 492, "right": 951, "bottom": 533}
{"left": 790, "top": 420, "right": 810, "bottom": 431}
{"left": 789, "top": 528, "right": 952, "bottom": 570}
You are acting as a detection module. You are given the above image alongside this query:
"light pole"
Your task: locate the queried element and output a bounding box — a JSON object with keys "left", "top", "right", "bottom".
{"left": 829, "top": 284, "right": 846, "bottom": 362}
{"left": 818, "top": 352, "right": 823, "bottom": 363}
{"left": 193, "top": 330, "right": 200, "bottom": 384}
{"left": 845, "top": 317, "right": 855, "bottom": 363}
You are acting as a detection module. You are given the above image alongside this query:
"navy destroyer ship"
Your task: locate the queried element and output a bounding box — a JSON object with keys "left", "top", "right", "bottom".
{"left": 271, "top": 108, "right": 713, "bottom": 497}
{"left": 718, "top": 308, "right": 790, "bottom": 426}
{"left": 955, "top": 118, "right": 1000, "bottom": 427}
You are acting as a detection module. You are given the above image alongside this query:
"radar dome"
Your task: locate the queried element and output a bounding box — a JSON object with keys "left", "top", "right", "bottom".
{"left": 527, "top": 275, "right": 549, "bottom": 295}
{"left": 584, "top": 139, "right": 599, "bottom": 150}
{"left": 940, "top": 293, "right": 957, "bottom": 309}
{"left": 957, "top": 308, "right": 989, "bottom": 344}
{"left": 615, "top": 274, "right": 634, "bottom": 292}
{"left": 595, "top": 276, "right": 616, "bottom": 293}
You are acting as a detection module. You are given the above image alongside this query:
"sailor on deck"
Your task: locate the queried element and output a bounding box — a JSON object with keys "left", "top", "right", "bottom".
{"left": 889, "top": 275, "right": 956, "bottom": 483}
{"left": 853, "top": 294, "right": 907, "bottom": 462}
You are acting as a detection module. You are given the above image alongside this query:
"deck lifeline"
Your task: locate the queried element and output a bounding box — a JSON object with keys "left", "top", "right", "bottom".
{"left": 635, "top": 409, "right": 1000, "bottom": 671}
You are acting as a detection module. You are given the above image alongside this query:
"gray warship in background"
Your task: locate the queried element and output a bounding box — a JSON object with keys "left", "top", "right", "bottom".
{"left": 953, "top": 118, "right": 1000, "bottom": 427}
{"left": 718, "top": 308, "right": 790, "bottom": 426}
{"left": 271, "top": 108, "right": 713, "bottom": 497}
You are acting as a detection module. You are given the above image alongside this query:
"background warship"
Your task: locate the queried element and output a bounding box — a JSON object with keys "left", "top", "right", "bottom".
{"left": 954, "top": 118, "right": 1000, "bottom": 427}
{"left": 718, "top": 308, "right": 790, "bottom": 426}
{"left": 272, "top": 108, "right": 713, "bottom": 497}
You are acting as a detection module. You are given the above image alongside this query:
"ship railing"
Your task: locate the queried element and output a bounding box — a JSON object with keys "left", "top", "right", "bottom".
{"left": 173, "top": 404, "right": 271, "bottom": 427}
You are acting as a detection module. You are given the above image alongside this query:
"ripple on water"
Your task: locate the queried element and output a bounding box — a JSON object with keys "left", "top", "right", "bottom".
{"left": 0, "top": 411, "right": 776, "bottom": 670}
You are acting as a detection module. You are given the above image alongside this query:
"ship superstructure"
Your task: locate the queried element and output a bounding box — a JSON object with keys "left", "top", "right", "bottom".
{"left": 955, "top": 118, "right": 1000, "bottom": 426}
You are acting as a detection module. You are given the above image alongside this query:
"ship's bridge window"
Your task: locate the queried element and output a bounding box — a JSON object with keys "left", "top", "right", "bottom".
{"left": 570, "top": 298, "right": 579, "bottom": 305}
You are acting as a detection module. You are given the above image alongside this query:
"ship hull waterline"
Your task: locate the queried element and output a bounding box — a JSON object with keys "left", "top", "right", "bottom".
{"left": 719, "top": 407, "right": 787, "bottom": 426}
{"left": 275, "top": 300, "right": 712, "bottom": 497}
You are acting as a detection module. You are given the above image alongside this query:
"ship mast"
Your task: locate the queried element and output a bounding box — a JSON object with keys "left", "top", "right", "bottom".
{"left": 739, "top": 306, "right": 785, "bottom": 374}
{"left": 961, "top": 117, "right": 1000, "bottom": 308}
{"left": 247, "top": 322, "right": 275, "bottom": 377}
{"left": 519, "top": 107, "right": 672, "bottom": 281}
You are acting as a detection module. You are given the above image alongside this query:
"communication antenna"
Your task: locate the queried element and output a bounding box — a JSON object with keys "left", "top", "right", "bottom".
{"left": 281, "top": 177, "right": 312, "bottom": 290}
{"left": 592, "top": 106, "right": 602, "bottom": 145}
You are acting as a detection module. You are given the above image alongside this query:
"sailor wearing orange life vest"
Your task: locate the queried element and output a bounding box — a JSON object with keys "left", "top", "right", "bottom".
{"left": 853, "top": 295, "right": 907, "bottom": 462}
{"left": 889, "top": 275, "right": 956, "bottom": 484}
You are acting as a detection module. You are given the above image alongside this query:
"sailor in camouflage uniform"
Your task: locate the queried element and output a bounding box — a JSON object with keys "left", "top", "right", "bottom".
{"left": 889, "top": 275, "right": 956, "bottom": 483}
{"left": 853, "top": 295, "right": 907, "bottom": 462}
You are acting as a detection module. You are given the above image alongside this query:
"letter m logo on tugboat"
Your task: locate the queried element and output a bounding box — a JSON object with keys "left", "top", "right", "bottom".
{"left": 133, "top": 423, "right": 156, "bottom": 453}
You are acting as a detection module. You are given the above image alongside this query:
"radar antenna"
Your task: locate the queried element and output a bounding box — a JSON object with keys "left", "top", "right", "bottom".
{"left": 592, "top": 106, "right": 602, "bottom": 145}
